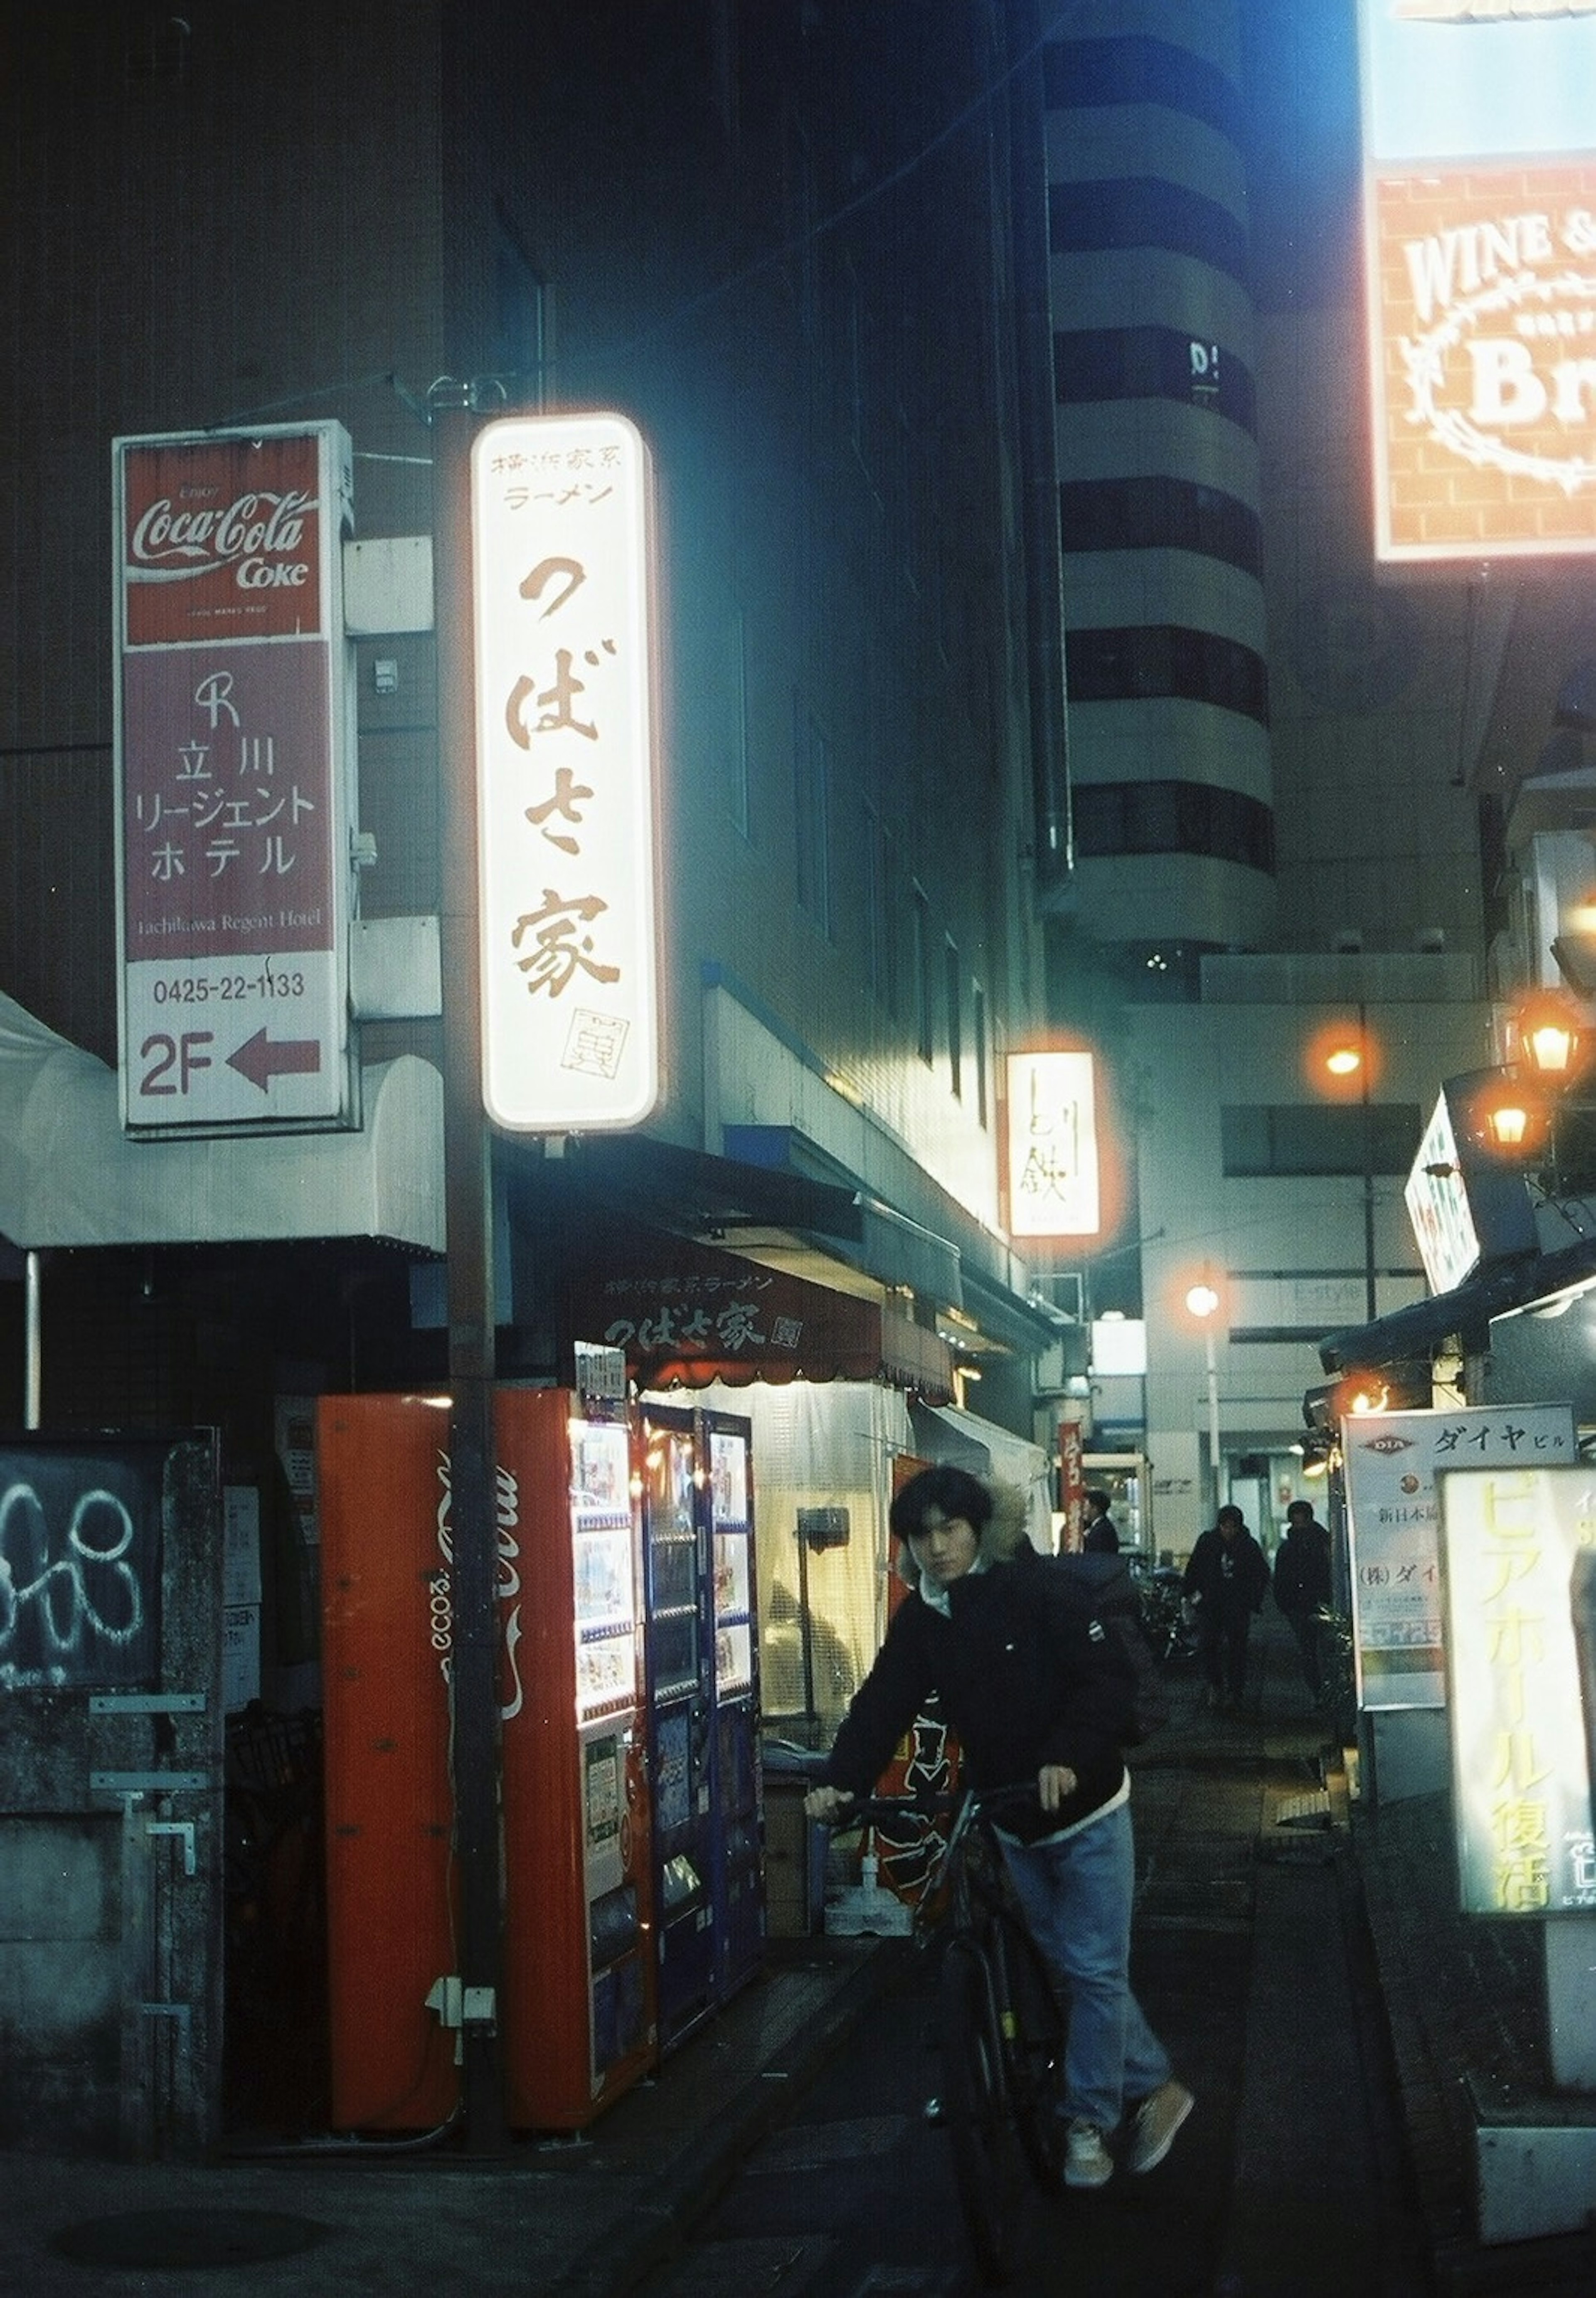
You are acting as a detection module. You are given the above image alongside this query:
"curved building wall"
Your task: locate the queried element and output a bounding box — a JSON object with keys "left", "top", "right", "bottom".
{"left": 1044, "top": 5, "right": 1274, "bottom": 961}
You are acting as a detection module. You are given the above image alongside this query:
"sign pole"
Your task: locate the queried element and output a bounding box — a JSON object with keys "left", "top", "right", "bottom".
{"left": 431, "top": 378, "right": 507, "bottom": 2153}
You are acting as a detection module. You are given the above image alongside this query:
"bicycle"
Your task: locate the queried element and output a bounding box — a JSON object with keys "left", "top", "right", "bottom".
{"left": 830, "top": 1783, "right": 1067, "bottom": 2284}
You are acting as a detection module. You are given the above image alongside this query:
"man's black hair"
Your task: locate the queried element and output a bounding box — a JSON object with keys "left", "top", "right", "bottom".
{"left": 890, "top": 1462, "right": 993, "bottom": 1543}
{"left": 1085, "top": 1488, "right": 1113, "bottom": 1512}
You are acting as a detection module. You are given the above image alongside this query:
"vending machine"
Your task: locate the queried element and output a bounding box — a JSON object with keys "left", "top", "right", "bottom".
{"left": 638, "top": 1405, "right": 763, "bottom": 2051}
{"left": 319, "top": 1387, "right": 656, "bottom": 2134}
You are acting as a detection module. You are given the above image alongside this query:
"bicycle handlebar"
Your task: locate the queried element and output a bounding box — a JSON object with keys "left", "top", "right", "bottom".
{"left": 816, "top": 1781, "right": 1040, "bottom": 1830}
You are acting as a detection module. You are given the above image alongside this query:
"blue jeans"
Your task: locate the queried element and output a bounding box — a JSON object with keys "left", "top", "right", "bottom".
{"left": 998, "top": 1798, "right": 1171, "bottom": 2133}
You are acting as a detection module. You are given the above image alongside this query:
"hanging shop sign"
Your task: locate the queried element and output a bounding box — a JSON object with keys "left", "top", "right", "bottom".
{"left": 1343, "top": 1401, "right": 1576, "bottom": 1709}
{"left": 112, "top": 423, "right": 357, "bottom": 1134}
{"left": 1438, "top": 1463, "right": 1596, "bottom": 1916}
{"left": 1002, "top": 1049, "right": 1101, "bottom": 1239}
{"left": 1357, "top": 0, "right": 1596, "bottom": 562}
{"left": 470, "top": 411, "right": 661, "bottom": 1133}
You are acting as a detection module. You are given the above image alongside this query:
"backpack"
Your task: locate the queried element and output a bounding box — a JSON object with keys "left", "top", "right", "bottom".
{"left": 1045, "top": 1551, "right": 1170, "bottom": 1746}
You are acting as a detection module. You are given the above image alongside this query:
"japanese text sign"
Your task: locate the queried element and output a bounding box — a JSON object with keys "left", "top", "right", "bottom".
{"left": 470, "top": 412, "right": 661, "bottom": 1133}
{"left": 1439, "top": 1465, "right": 1596, "bottom": 1917}
{"left": 1344, "top": 1403, "right": 1576, "bottom": 1710}
{"left": 1002, "top": 1050, "right": 1101, "bottom": 1239}
{"left": 112, "top": 424, "right": 356, "bottom": 1134}
{"left": 1357, "top": 1, "right": 1596, "bottom": 562}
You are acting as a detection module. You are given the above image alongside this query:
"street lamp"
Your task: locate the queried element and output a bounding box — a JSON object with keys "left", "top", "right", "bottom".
{"left": 1185, "top": 1281, "right": 1222, "bottom": 1519}
{"left": 1318, "top": 1004, "right": 1378, "bottom": 1325}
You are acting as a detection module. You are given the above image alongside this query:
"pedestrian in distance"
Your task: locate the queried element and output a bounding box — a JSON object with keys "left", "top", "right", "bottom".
{"left": 1273, "top": 1498, "right": 1333, "bottom": 1703}
{"left": 803, "top": 1462, "right": 1193, "bottom": 2192}
{"left": 1081, "top": 1487, "right": 1121, "bottom": 1554}
{"left": 1183, "top": 1503, "right": 1270, "bottom": 1712}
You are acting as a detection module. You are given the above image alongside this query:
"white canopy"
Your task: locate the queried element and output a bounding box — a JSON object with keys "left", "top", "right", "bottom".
{"left": 0, "top": 992, "right": 443, "bottom": 1252}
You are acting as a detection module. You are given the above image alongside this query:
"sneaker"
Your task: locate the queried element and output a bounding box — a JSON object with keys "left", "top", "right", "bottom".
{"left": 1126, "top": 2079, "right": 1193, "bottom": 2174}
{"left": 1063, "top": 2119, "right": 1114, "bottom": 2189}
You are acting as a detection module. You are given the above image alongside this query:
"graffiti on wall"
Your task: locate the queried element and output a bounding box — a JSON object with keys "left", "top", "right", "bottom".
{"left": 0, "top": 1450, "right": 162, "bottom": 1688}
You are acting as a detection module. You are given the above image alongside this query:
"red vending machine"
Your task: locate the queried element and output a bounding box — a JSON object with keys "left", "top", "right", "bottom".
{"left": 320, "top": 1387, "right": 655, "bottom": 2134}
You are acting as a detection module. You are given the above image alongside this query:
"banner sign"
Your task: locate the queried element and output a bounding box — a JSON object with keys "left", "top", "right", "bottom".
{"left": 113, "top": 424, "right": 356, "bottom": 1133}
{"left": 1002, "top": 1049, "right": 1101, "bottom": 1238}
{"left": 470, "top": 412, "right": 661, "bottom": 1133}
{"left": 1343, "top": 1402, "right": 1576, "bottom": 1709}
{"left": 1358, "top": 0, "right": 1596, "bottom": 562}
{"left": 1439, "top": 1464, "right": 1596, "bottom": 1916}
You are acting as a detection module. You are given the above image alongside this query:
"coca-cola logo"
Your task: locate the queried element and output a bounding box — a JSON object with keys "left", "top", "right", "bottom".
{"left": 128, "top": 487, "right": 317, "bottom": 586}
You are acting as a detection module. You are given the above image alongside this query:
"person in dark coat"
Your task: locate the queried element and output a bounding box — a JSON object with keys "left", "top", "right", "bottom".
{"left": 1273, "top": 1499, "right": 1333, "bottom": 1701}
{"left": 1183, "top": 1504, "right": 1270, "bottom": 1711}
{"left": 1081, "top": 1488, "right": 1121, "bottom": 1553}
{"left": 804, "top": 1463, "right": 1192, "bottom": 2191}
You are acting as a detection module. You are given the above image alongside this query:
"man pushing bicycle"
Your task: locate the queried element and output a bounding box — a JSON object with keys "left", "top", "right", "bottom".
{"left": 804, "top": 1462, "right": 1193, "bottom": 2191}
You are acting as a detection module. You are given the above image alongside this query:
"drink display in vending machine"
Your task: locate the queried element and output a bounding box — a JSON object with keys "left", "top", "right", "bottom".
{"left": 319, "top": 1387, "right": 655, "bottom": 2135}
{"left": 495, "top": 1385, "right": 656, "bottom": 2128}
{"left": 639, "top": 1406, "right": 763, "bottom": 2051}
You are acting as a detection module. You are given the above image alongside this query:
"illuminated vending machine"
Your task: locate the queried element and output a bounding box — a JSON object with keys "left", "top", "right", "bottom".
{"left": 638, "top": 1405, "right": 763, "bottom": 2051}
{"left": 320, "top": 1387, "right": 655, "bottom": 2134}
{"left": 494, "top": 1384, "right": 656, "bottom": 2129}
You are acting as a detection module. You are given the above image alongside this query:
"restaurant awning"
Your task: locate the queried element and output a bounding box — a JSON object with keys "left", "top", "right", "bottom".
{"left": 568, "top": 1216, "right": 953, "bottom": 1399}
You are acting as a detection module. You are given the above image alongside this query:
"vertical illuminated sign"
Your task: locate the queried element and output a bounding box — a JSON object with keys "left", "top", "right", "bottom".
{"left": 1343, "top": 1402, "right": 1575, "bottom": 1709}
{"left": 470, "top": 412, "right": 661, "bottom": 1133}
{"left": 1003, "top": 1049, "right": 1101, "bottom": 1238}
{"left": 1358, "top": 0, "right": 1596, "bottom": 562}
{"left": 1440, "top": 1464, "right": 1596, "bottom": 1916}
{"left": 113, "top": 423, "right": 356, "bottom": 1133}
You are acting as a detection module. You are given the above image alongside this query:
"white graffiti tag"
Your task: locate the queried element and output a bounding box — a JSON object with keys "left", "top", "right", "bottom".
{"left": 0, "top": 1481, "right": 144, "bottom": 1675}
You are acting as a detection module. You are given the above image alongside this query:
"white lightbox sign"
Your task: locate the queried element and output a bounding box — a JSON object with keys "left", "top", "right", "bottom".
{"left": 470, "top": 412, "right": 660, "bottom": 1132}
{"left": 1004, "top": 1050, "right": 1101, "bottom": 1238}
{"left": 1439, "top": 1465, "right": 1596, "bottom": 1917}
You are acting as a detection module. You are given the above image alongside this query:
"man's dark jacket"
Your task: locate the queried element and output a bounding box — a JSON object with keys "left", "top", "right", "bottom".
{"left": 1273, "top": 1518, "right": 1332, "bottom": 1617}
{"left": 819, "top": 1535, "right": 1136, "bottom": 1843}
{"left": 1183, "top": 1524, "right": 1270, "bottom": 1618}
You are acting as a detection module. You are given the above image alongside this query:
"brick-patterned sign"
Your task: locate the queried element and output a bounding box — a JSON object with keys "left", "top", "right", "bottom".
{"left": 1358, "top": 2, "right": 1596, "bottom": 564}
{"left": 1368, "top": 161, "right": 1596, "bottom": 562}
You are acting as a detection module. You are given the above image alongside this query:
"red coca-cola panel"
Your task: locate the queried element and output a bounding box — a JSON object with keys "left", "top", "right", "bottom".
{"left": 319, "top": 1393, "right": 459, "bottom": 2132}
{"left": 120, "top": 431, "right": 328, "bottom": 645}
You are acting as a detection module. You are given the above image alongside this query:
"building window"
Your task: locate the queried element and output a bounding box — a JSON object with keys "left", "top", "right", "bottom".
{"left": 1047, "top": 177, "right": 1249, "bottom": 288}
{"left": 1053, "top": 331, "right": 1256, "bottom": 436}
{"left": 1042, "top": 34, "right": 1244, "bottom": 143}
{"left": 1059, "top": 474, "right": 1261, "bottom": 577}
{"left": 945, "top": 938, "right": 962, "bottom": 1099}
{"left": 865, "top": 803, "right": 896, "bottom": 1012}
{"left": 792, "top": 702, "right": 831, "bottom": 934}
{"left": 912, "top": 884, "right": 933, "bottom": 1064}
{"left": 719, "top": 597, "right": 750, "bottom": 839}
{"left": 972, "top": 983, "right": 988, "bottom": 1127}
{"left": 1221, "top": 1104, "right": 1424, "bottom": 1178}
{"left": 1073, "top": 780, "right": 1275, "bottom": 874}
{"left": 1065, "top": 625, "right": 1270, "bottom": 729}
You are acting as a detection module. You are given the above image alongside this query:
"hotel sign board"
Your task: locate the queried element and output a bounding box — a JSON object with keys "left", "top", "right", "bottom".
{"left": 1439, "top": 1464, "right": 1596, "bottom": 1916}
{"left": 470, "top": 412, "right": 662, "bottom": 1134}
{"left": 1357, "top": 0, "right": 1596, "bottom": 563}
{"left": 1343, "top": 1402, "right": 1575, "bottom": 1709}
{"left": 112, "top": 423, "right": 357, "bottom": 1134}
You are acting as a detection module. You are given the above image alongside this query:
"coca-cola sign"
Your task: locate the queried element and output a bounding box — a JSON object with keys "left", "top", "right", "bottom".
{"left": 119, "top": 433, "right": 330, "bottom": 643}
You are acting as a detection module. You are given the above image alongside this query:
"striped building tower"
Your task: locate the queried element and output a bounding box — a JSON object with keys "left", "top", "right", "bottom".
{"left": 1043, "top": 3, "right": 1273, "bottom": 997}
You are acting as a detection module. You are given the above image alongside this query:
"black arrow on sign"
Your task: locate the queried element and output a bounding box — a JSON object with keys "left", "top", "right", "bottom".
{"left": 227, "top": 1029, "right": 324, "bottom": 1092}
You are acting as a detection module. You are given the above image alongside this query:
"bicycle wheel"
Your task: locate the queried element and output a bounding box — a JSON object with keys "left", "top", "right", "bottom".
{"left": 938, "top": 1937, "right": 1019, "bottom": 2283}
{"left": 993, "top": 1910, "right": 1066, "bottom": 2192}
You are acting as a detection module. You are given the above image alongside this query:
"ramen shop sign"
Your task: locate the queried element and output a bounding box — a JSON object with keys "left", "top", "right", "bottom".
{"left": 470, "top": 414, "right": 661, "bottom": 1133}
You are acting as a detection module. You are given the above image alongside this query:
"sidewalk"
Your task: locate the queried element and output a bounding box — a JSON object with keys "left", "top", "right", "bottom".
{"left": 0, "top": 1935, "right": 903, "bottom": 2297}
{"left": 8, "top": 1611, "right": 1596, "bottom": 2296}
